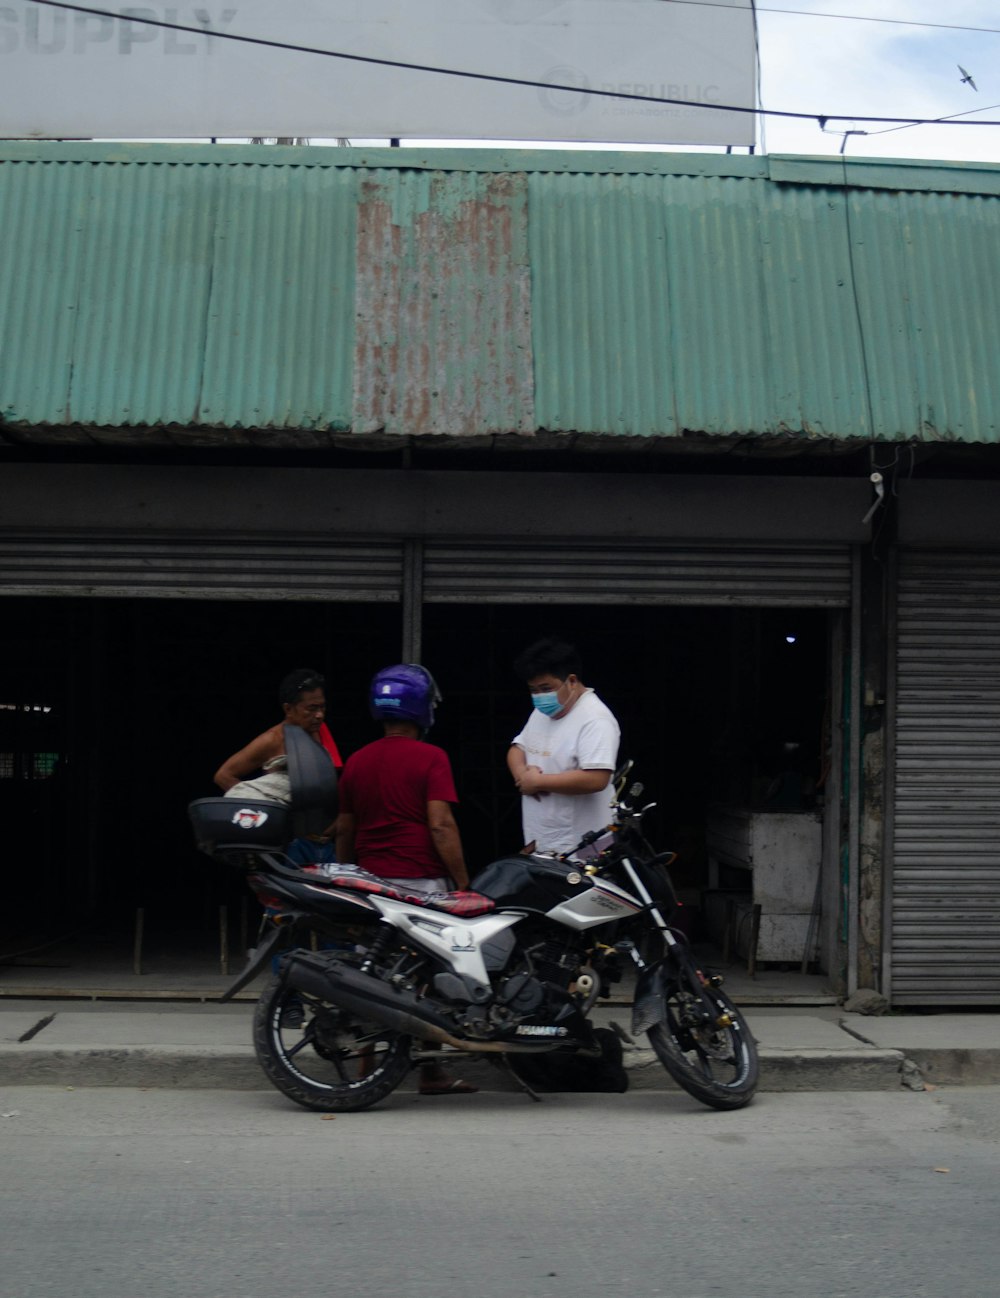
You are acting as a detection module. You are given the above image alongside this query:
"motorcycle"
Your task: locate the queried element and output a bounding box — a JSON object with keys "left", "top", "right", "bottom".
{"left": 189, "top": 738, "right": 758, "bottom": 1113}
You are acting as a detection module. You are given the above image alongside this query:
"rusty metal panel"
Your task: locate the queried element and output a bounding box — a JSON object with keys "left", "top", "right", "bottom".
{"left": 352, "top": 168, "right": 533, "bottom": 437}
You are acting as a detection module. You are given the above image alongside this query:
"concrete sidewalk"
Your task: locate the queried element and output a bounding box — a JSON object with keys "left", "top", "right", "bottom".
{"left": 2, "top": 997, "right": 999, "bottom": 1094}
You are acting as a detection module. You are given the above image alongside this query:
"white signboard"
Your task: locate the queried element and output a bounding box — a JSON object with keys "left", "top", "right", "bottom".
{"left": 0, "top": 0, "right": 756, "bottom": 146}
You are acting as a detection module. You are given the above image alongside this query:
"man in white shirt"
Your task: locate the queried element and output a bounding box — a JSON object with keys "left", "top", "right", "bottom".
{"left": 507, "top": 637, "right": 621, "bottom": 856}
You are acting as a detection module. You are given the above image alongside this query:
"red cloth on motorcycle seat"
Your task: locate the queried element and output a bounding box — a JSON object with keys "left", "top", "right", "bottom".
{"left": 317, "top": 870, "right": 495, "bottom": 917}
{"left": 422, "top": 891, "right": 496, "bottom": 918}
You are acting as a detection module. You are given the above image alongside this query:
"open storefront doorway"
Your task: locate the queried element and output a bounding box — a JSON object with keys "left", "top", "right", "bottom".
{"left": 422, "top": 603, "right": 838, "bottom": 989}
{"left": 0, "top": 595, "right": 840, "bottom": 997}
{"left": 0, "top": 596, "right": 401, "bottom": 983}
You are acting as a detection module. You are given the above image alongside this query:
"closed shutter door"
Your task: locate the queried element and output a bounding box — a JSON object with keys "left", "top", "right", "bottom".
{"left": 0, "top": 532, "right": 404, "bottom": 601}
{"left": 423, "top": 540, "right": 852, "bottom": 606}
{"left": 892, "top": 551, "right": 1000, "bottom": 1005}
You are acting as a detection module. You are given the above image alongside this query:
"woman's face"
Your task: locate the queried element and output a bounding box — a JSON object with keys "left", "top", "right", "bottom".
{"left": 284, "top": 687, "right": 326, "bottom": 735}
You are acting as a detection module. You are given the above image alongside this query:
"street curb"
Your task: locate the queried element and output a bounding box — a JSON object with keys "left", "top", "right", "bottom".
{"left": 0, "top": 1047, "right": 266, "bottom": 1090}
{"left": 900, "top": 1047, "right": 1000, "bottom": 1088}
{"left": 622, "top": 1046, "right": 907, "bottom": 1092}
{"left": 756, "top": 1047, "right": 907, "bottom": 1092}
{"left": 0, "top": 1044, "right": 913, "bottom": 1093}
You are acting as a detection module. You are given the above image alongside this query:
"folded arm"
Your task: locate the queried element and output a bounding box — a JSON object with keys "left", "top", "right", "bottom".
{"left": 516, "top": 766, "right": 611, "bottom": 798}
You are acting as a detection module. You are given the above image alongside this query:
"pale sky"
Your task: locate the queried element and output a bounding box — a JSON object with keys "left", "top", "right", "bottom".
{"left": 753, "top": 0, "right": 1000, "bottom": 162}
{"left": 347, "top": 1, "right": 1000, "bottom": 164}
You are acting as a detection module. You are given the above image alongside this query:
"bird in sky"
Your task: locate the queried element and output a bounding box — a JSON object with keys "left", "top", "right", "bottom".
{"left": 958, "top": 65, "right": 978, "bottom": 91}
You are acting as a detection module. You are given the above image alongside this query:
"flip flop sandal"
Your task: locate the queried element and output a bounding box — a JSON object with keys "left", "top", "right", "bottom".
{"left": 419, "top": 1078, "right": 479, "bottom": 1095}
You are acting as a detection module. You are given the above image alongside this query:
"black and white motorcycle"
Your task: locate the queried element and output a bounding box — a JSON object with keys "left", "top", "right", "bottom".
{"left": 190, "top": 738, "right": 758, "bottom": 1113}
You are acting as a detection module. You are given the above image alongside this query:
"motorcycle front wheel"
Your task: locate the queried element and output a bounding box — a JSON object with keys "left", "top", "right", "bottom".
{"left": 647, "top": 975, "right": 759, "bottom": 1110}
{"left": 253, "top": 974, "right": 412, "bottom": 1112}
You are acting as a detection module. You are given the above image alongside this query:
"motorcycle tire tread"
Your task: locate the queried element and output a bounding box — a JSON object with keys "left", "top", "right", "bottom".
{"left": 252, "top": 975, "right": 412, "bottom": 1113}
{"left": 647, "top": 985, "right": 759, "bottom": 1111}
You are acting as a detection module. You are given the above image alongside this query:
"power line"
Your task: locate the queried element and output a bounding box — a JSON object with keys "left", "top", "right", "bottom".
{"left": 867, "top": 100, "right": 1000, "bottom": 138}
{"left": 662, "top": 0, "right": 1000, "bottom": 38}
{"left": 24, "top": 0, "right": 1000, "bottom": 130}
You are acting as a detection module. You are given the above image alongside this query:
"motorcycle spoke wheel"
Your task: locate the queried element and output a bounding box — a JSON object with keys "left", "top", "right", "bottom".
{"left": 253, "top": 975, "right": 411, "bottom": 1112}
{"left": 647, "top": 980, "right": 758, "bottom": 1111}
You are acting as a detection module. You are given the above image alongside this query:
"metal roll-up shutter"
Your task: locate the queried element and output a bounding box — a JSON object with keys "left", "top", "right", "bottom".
{"left": 892, "top": 551, "right": 1000, "bottom": 1005}
{"left": 0, "top": 531, "right": 404, "bottom": 601}
{"left": 423, "top": 540, "right": 852, "bottom": 606}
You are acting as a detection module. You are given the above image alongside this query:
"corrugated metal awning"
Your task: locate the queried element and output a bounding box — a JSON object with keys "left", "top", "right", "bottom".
{"left": 2, "top": 142, "right": 999, "bottom": 446}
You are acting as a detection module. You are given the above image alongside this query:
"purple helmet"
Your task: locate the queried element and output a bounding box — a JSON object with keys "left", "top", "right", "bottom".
{"left": 369, "top": 664, "right": 442, "bottom": 730}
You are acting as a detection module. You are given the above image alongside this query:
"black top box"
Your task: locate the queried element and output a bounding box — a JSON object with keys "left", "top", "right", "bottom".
{"left": 189, "top": 797, "right": 291, "bottom": 855}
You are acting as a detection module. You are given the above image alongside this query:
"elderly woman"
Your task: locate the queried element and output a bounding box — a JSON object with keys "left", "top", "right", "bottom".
{"left": 214, "top": 667, "right": 341, "bottom": 801}
{"left": 214, "top": 667, "right": 342, "bottom": 864}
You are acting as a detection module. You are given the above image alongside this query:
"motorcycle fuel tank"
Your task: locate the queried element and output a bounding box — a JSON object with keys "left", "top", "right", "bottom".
{"left": 470, "top": 855, "right": 591, "bottom": 912}
{"left": 544, "top": 877, "right": 644, "bottom": 930}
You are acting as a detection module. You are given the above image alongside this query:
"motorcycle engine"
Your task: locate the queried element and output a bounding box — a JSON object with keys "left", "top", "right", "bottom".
{"left": 434, "top": 935, "right": 590, "bottom": 1040}
{"left": 493, "top": 938, "right": 582, "bottom": 1019}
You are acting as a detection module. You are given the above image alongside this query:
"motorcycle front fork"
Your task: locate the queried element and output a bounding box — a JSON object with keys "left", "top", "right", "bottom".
{"left": 620, "top": 858, "right": 729, "bottom": 1026}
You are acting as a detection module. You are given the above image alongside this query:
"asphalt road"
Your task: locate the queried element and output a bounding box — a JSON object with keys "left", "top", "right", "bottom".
{"left": 3, "top": 1084, "right": 1000, "bottom": 1298}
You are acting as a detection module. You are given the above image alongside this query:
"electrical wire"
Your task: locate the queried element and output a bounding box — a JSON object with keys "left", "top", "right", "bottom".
{"left": 23, "top": 0, "right": 1000, "bottom": 130}
{"left": 659, "top": 0, "right": 1000, "bottom": 38}
{"left": 866, "top": 101, "right": 1000, "bottom": 138}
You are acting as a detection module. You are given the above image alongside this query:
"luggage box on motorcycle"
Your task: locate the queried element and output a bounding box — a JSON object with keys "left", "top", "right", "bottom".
{"left": 188, "top": 797, "right": 291, "bottom": 856}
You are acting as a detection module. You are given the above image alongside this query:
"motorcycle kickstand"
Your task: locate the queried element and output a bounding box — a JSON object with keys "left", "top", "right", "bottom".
{"left": 498, "top": 1054, "right": 544, "bottom": 1104}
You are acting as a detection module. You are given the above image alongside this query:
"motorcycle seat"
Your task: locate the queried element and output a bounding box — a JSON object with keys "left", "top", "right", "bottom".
{"left": 421, "top": 890, "right": 496, "bottom": 918}
{"left": 312, "top": 868, "right": 496, "bottom": 917}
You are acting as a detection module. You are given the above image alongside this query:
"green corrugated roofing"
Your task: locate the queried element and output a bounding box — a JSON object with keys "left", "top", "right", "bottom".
{"left": 1, "top": 141, "right": 999, "bottom": 444}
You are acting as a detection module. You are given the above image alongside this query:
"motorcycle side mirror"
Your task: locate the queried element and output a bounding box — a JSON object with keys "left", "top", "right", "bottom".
{"left": 613, "top": 759, "right": 634, "bottom": 796}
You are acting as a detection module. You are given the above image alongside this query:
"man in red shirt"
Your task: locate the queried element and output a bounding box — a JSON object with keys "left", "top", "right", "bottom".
{"left": 335, "top": 664, "right": 475, "bottom": 1095}
{"left": 335, "top": 664, "right": 468, "bottom": 891}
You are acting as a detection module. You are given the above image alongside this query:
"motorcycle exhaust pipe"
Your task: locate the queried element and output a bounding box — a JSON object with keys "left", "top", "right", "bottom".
{"left": 283, "top": 950, "right": 474, "bottom": 1050}
{"left": 283, "top": 950, "right": 589, "bottom": 1055}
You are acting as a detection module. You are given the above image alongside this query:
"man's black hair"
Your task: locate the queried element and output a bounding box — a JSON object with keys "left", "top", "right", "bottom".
{"left": 512, "top": 637, "right": 582, "bottom": 682}
{"left": 279, "top": 668, "right": 326, "bottom": 707}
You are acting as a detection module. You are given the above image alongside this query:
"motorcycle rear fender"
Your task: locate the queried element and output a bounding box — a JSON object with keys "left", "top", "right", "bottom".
{"left": 218, "top": 923, "right": 286, "bottom": 1003}
{"left": 220, "top": 881, "right": 376, "bottom": 1002}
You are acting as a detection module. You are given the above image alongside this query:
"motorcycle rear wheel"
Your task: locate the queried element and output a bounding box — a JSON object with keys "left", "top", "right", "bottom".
{"left": 647, "top": 976, "right": 758, "bottom": 1110}
{"left": 253, "top": 974, "right": 412, "bottom": 1112}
